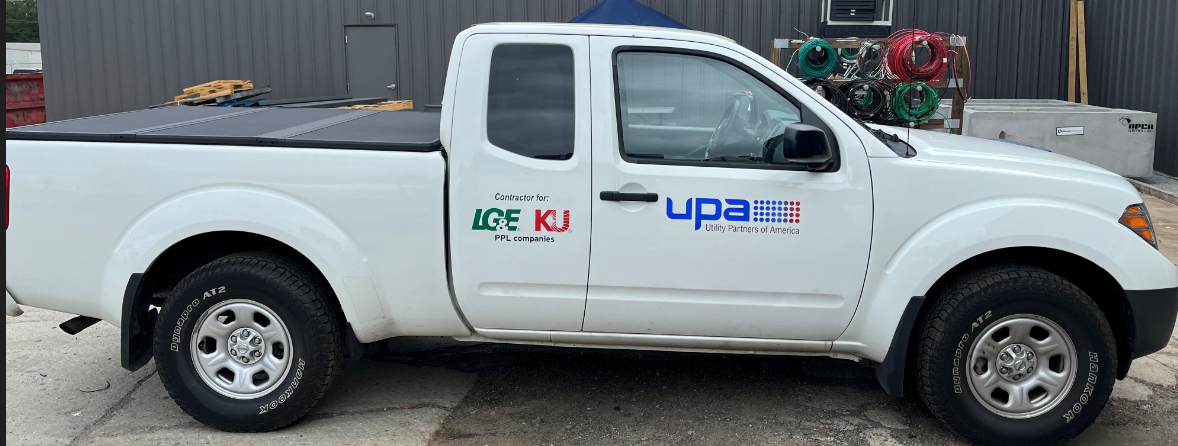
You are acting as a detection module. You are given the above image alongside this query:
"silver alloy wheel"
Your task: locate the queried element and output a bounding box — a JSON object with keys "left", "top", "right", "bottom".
{"left": 189, "top": 299, "right": 294, "bottom": 399}
{"left": 967, "top": 314, "right": 1078, "bottom": 419}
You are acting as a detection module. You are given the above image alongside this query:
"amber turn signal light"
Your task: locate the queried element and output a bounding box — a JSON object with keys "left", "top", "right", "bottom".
{"left": 1119, "top": 204, "right": 1157, "bottom": 249}
{"left": 1121, "top": 216, "right": 1149, "bottom": 229}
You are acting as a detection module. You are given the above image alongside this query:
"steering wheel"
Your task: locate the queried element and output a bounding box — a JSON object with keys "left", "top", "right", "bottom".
{"left": 704, "top": 91, "right": 760, "bottom": 159}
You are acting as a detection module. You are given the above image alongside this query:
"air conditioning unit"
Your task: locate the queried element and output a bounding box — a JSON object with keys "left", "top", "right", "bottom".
{"left": 820, "top": 0, "right": 893, "bottom": 38}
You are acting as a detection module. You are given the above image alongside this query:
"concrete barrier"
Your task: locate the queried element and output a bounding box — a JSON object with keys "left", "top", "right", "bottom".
{"left": 938, "top": 99, "right": 1157, "bottom": 177}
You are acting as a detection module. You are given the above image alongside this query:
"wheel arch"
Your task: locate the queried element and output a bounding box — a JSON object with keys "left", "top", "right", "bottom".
{"left": 121, "top": 230, "right": 355, "bottom": 371}
{"left": 141, "top": 232, "right": 336, "bottom": 305}
{"left": 910, "top": 247, "right": 1136, "bottom": 383}
{"left": 100, "top": 185, "right": 397, "bottom": 370}
{"left": 842, "top": 197, "right": 1176, "bottom": 394}
{"left": 871, "top": 246, "right": 1139, "bottom": 396}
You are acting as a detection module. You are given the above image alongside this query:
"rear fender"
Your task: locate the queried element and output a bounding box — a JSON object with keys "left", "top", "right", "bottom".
{"left": 100, "top": 186, "right": 388, "bottom": 337}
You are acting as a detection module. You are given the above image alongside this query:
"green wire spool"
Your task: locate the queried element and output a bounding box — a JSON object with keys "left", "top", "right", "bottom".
{"left": 798, "top": 39, "right": 837, "bottom": 79}
{"left": 891, "top": 82, "right": 940, "bottom": 123}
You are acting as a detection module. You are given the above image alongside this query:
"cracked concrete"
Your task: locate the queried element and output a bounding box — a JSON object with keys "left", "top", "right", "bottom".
{"left": 6, "top": 310, "right": 476, "bottom": 446}
{"left": 6, "top": 196, "right": 1178, "bottom": 445}
{"left": 5, "top": 307, "right": 155, "bottom": 446}
{"left": 77, "top": 374, "right": 463, "bottom": 446}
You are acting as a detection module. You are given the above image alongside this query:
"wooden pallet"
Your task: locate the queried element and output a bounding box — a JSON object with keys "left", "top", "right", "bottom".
{"left": 173, "top": 80, "right": 254, "bottom": 103}
{"left": 181, "top": 80, "right": 252, "bottom": 96}
{"left": 335, "top": 100, "right": 413, "bottom": 111}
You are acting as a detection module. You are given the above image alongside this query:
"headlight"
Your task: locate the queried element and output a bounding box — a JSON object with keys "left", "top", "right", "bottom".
{"left": 1120, "top": 203, "right": 1158, "bottom": 249}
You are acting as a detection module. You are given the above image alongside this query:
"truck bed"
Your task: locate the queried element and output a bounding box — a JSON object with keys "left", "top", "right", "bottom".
{"left": 5, "top": 106, "right": 442, "bottom": 152}
{"left": 6, "top": 126, "right": 458, "bottom": 338}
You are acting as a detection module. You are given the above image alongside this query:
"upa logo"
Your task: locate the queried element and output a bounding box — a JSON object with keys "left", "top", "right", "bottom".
{"left": 536, "top": 210, "right": 570, "bottom": 232}
{"left": 667, "top": 197, "right": 801, "bottom": 230}
{"left": 472, "top": 208, "right": 521, "bottom": 231}
{"left": 667, "top": 198, "right": 749, "bottom": 230}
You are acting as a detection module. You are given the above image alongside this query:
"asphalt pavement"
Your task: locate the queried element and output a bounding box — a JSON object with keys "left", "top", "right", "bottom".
{"left": 7, "top": 196, "right": 1178, "bottom": 446}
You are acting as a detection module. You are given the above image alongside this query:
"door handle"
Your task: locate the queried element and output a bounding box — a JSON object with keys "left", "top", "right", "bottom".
{"left": 387, "top": 84, "right": 396, "bottom": 90}
{"left": 600, "top": 191, "right": 659, "bottom": 202}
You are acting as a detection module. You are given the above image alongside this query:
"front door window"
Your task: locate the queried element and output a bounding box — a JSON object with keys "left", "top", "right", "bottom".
{"left": 616, "top": 52, "right": 802, "bottom": 166}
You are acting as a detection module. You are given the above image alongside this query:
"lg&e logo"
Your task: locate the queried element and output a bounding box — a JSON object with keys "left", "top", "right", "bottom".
{"left": 472, "top": 208, "right": 521, "bottom": 231}
{"left": 472, "top": 208, "right": 570, "bottom": 232}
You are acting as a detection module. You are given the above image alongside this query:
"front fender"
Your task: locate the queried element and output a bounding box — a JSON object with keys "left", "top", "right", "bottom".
{"left": 97, "top": 185, "right": 385, "bottom": 335}
{"left": 835, "top": 198, "right": 1177, "bottom": 362}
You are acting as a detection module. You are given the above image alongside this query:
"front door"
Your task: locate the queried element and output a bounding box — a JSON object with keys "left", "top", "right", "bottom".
{"left": 345, "top": 25, "right": 398, "bottom": 100}
{"left": 584, "top": 37, "right": 874, "bottom": 340}
{"left": 448, "top": 33, "right": 593, "bottom": 332}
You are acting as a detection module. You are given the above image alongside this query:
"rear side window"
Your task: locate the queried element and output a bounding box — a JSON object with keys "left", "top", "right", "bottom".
{"left": 487, "top": 44, "right": 575, "bottom": 160}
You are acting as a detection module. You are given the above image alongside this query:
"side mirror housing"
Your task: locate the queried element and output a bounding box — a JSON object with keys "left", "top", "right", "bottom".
{"left": 765, "top": 123, "right": 833, "bottom": 170}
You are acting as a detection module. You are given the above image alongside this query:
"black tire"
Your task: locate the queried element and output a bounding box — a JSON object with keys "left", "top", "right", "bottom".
{"left": 914, "top": 264, "right": 1117, "bottom": 446}
{"left": 153, "top": 252, "right": 343, "bottom": 432}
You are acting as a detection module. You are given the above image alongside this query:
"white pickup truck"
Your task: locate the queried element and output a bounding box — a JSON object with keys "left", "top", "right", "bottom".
{"left": 6, "top": 23, "right": 1176, "bottom": 445}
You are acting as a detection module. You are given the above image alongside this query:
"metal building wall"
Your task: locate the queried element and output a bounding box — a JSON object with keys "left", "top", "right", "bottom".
{"left": 35, "top": 0, "right": 605, "bottom": 121}
{"left": 35, "top": 1, "right": 1173, "bottom": 173}
{"left": 1084, "top": 0, "right": 1178, "bottom": 176}
{"left": 33, "top": 0, "right": 1083, "bottom": 118}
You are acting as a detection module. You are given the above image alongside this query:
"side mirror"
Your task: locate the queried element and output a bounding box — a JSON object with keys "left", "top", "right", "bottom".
{"left": 765, "top": 123, "right": 833, "bottom": 169}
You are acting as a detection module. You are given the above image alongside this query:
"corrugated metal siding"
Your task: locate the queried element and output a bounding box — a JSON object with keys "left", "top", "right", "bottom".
{"left": 886, "top": 0, "right": 1073, "bottom": 101}
{"left": 1085, "top": 0, "right": 1177, "bottom": 176}
{"left": 36, "top": 0, "right": 1174, "bottom": 174}
{"left": 36, "top": 0, "right": 603, "bottom": 121}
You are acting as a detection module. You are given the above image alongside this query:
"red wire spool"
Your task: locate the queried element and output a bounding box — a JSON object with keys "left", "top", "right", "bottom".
{"left": 885, "top": 29, "right": 949, "bottom": 83}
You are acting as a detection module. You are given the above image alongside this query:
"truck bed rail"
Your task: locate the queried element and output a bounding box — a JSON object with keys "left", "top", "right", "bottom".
{"left": 5, "top": 106, "right": 442, "bottom": 152}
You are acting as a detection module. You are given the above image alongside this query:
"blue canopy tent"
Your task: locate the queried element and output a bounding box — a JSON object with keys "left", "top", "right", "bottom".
{"left": 570, "top": 0, "right": 689, "bottom": 29}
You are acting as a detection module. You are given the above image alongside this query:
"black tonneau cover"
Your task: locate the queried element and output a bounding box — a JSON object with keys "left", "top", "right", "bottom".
{"left": 5, "top": 107, "right": 442, "bottom": 152}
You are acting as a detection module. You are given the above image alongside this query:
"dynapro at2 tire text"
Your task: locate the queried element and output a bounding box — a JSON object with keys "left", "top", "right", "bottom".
{"left": 915, "top": 264, "right": 1117, "bottom": 446}
{"left": 153, "top": 252, "right": 343, "bottom": 432}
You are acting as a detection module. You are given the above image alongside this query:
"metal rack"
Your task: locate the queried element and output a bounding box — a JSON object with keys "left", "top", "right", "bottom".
{"left": 769, "top": 36, "right": 970, "bottom": 134}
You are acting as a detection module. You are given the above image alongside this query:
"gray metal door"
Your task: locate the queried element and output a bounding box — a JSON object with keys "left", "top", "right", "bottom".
{"left": 345, "top": 26, "right": 398, "bottom": 100}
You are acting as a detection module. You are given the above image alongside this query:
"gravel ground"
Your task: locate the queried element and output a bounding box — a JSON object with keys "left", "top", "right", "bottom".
{"left": 7, "top": 197, "right": 1178, "bottom": 446}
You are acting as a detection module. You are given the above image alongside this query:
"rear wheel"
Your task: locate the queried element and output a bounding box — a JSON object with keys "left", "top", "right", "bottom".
{"left": 915, "top": 264, "right": 1116, "bottom": 445}
{"left": 153, "top": 252, "right": 343, "bottom": 432}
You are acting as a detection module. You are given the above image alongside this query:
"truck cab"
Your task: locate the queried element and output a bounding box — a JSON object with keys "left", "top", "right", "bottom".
{"left": 445, "top": 25, "right": 872, "bottom": 344}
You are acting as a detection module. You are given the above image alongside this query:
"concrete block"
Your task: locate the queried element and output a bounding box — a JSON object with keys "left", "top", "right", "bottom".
{"left": 937, "top": 99, "right": 1158, "bottom": 177}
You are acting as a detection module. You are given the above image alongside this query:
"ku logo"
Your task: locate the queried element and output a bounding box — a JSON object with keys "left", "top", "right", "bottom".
{"left": 535, "top": 210, "right": 570, "bottom": 232}
{"left": 472, "top": 208, "right": 521, "bottom": 231}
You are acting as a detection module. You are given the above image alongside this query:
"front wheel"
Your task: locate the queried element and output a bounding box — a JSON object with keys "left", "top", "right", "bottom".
{"left": 153, "top": 252, "right": 343, "bottom": 432}
{"left": 914, "top": 265, "right": 1117, "bottom": 445}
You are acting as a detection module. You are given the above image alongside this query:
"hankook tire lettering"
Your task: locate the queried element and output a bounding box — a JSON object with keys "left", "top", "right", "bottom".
{"left": 259, "top": 359, "right": 306, "bottom": 415}
{"left": 1063, "top": 352, "right": 1099, "bottom": 423}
